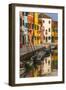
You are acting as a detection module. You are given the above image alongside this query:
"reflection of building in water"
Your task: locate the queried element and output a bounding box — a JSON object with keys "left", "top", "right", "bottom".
{"left": 51, "top": 49, "right": 58, "bottom": 70}
{"left": 39, "top": 14, "right": 52, "bottom": 44}
{"left": 41, "top": 55, "right": 51, "bottom": 75}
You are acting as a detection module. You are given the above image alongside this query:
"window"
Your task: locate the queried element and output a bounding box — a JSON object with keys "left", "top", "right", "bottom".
{"left": 49, "top": 20, "right": 50, "bottom": 24}
{"left": 26, "top": 12, "right": 28, "bottom": 16}
{"left": 32, "top": 24, "right": 34, "bottom": 29}
{"left": 43, "top": 36, "right": 45, "bottom": 40}
{"left": 24, "top": 23, "right": 27, "bottom": 28}
{"left": 22, "top": 12, "right": 24, "bottom": 16}
{"left": 20, "top": 18, "right": 22, "bottom": 26}
{"left": 24, "top": 12, "right": 28, "bottom": 16}
{"left": 37, "top": 25, "right": 39, "bottom": 30}
{"left": 34, "top": 24, "right": 36, "bottom": 30}
{"left": 34, "top": 24, "right": 38, "bottom": 30}
{"left": 45, "top": 29, "right": 47, "bottom": 35}
{"left": 22, "top": 35, "right": 24, "bottom": 45}
{"left": 23, "top": 20, "right": 24, "bottom": 25}
{"left": 46, "top": 37, "right": 48, "bottom": 42}
{"left": 43, "top": 20, "right": 45, "bottom": 23}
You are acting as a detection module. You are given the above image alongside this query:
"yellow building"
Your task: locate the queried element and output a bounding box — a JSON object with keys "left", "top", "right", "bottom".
{"left": 33, "top": 13, "right": 41, "bottom": 46}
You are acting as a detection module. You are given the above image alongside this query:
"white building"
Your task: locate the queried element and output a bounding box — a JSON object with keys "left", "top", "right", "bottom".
{"left": 41, "top": 54, "right": 51, "bottom": 75}
{"left": 39, "top": 14, "right": 52, "bottom": 44}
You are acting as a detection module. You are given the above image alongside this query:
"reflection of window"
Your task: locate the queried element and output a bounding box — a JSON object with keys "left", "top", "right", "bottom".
{"left": 48, "top": 69, "right": 49, "bottom": 72}
{"left": 49, "top": 28, "right": 50, "bottom": 32}
{"left": 34, "top": 36, "right": 36, "bottom": 40}
{"left": 37, "top": 25, "right": 39, "bottom": 30}
{"left": 52, "top": 53, "right": 54, "bottom": 56}
{"left": 55, "top": 53, "right": 57, "bottom": 56}
{"left": 45, "top": 59, "right": 47, "bottom": 63}
{"left": 48, "top": 60, "right": 50, "bottom": 65}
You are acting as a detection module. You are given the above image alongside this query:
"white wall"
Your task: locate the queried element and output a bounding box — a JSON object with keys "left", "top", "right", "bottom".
{"left": 43, "top": 18, "right": 52, "bottom": 43}
{"left": 0, "top": 0, "right": 66, "bottom": 90}
{"left": 43, "top": 55, "right": 51, "bottom": 74}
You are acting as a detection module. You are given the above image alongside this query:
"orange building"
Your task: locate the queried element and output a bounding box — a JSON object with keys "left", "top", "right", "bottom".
{"left": 52, "top": 21, "right": 58, "bottom": 43}
{"left": 27, "top": 12, "right": 34, "bottom": 47}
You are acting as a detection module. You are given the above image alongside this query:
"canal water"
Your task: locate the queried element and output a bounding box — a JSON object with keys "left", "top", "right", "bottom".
{"left": 20, "top": 46, "right": 58, "bottom": 78}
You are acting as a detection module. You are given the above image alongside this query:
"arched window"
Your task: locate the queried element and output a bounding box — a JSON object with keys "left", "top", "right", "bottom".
{"left": 49, "top": 20, "right": 50, "bottom": 24}
{"left": 49, "top": 28, "right": 50, "bottom": 32}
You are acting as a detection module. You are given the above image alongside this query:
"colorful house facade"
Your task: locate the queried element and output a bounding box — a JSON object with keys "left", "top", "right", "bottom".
{"left": 41, "top": 55, "right": 51, "bottom": 75}
{"left": 39, "top": 14, "right": 52, "bottom": 44}
{"left": 33, "top": 12, "right": 38, "bottom": 46}
{"left": 24, "top": 12, "right": 28, "bottom": 46}
{"left": 28, "top": 12, "right": 34, "bottom": 47}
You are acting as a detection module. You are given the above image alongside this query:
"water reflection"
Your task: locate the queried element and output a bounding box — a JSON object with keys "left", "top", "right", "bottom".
{"left": 20, "top": 44, "right": 58, "bottom": 78}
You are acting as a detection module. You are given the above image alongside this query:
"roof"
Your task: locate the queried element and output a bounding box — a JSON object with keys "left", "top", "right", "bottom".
{"left": 39, "top": 13, "right": 51, "bottom": 19}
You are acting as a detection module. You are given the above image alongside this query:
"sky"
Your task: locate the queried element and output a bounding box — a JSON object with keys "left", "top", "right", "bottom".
{"left": 46, "top": 13, "right": 58, "bottom": 21}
